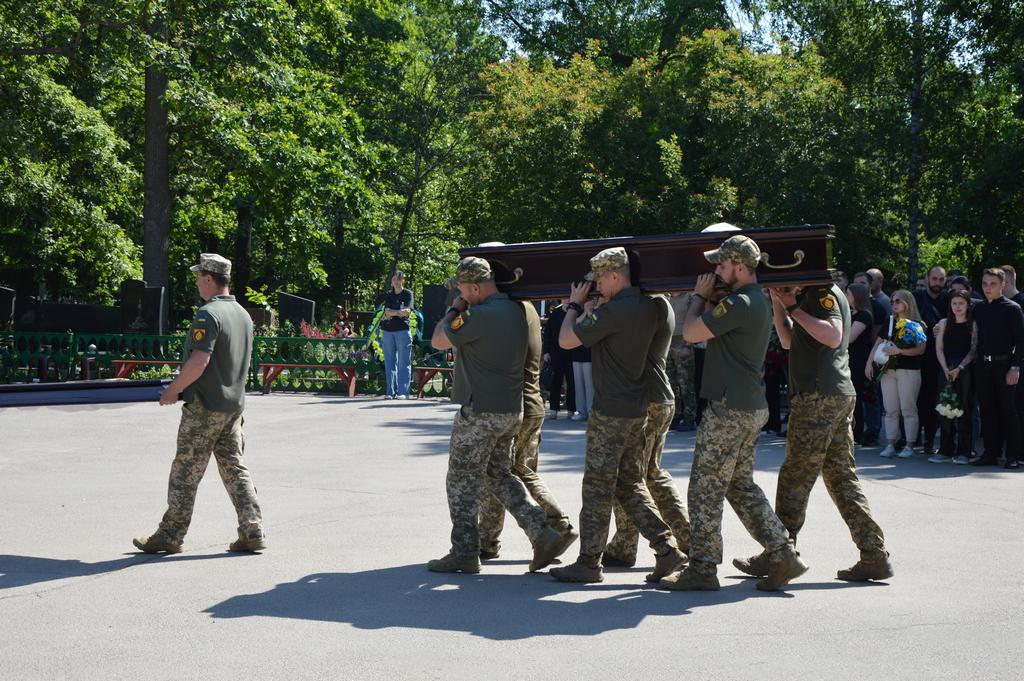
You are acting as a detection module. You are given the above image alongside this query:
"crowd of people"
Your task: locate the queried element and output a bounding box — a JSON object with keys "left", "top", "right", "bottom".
{"left": 828, "top": 264, "right": 1022, "bottom": 469}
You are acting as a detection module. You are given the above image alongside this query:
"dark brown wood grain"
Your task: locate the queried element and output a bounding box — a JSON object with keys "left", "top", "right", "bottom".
{"left": 459, "top": 224, "right": 835, "bottom": 300}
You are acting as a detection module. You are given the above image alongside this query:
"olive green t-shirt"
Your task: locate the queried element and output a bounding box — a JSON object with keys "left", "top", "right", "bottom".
{"left": 574, "top": 287, "right": 656, "bottom": 418}
{"left": 444, "top": 292, "right": 527, "bottom": 413}
{"left": 183, "top": 295, "right": 253, "bottom": 412}
{"left": 520, "top": 301, "right": 545, "bottom": 418}
{"left": 646, "top": 295, "right": 675, "bottom": 405}
{"left": 789, "top": 284, "right": 856, "bottom": 396}
{"left": 701, "top": 283, "right": 770, "bottom": 410}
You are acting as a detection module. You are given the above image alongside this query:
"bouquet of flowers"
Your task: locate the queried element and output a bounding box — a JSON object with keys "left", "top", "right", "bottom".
{"left": 935, "top": 383, "right": 964, "bottom": 419}
{"left": 894, "top": 318, "right": 928, "bottom": 347}
{"left": 876, "top": 318, "right": 928, "bottom": 376}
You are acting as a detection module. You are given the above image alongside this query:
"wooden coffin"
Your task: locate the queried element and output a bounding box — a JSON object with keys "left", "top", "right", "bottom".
{"left": 458, "top": 224, "right": 835, "bottom": 300}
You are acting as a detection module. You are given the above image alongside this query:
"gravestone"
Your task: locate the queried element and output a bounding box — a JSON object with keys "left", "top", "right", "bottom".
{"left": 420, "top": 284, "right": 447, "bottom": 339}
{"left": 278, "top": 292, "right": 315, "bottom": 331}
{"left": 0, "top": 287, "right": 14, "bottom": 328}
{"left": 120, "top": 280, "right": 167, "bottom": 335}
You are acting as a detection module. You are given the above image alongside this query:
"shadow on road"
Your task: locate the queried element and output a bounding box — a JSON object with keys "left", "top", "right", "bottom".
{"left": 0, "top": 552, "right": 242, "bottom": 590}
{"left": 201, "top": 563, "right": 853, "bottom": 639}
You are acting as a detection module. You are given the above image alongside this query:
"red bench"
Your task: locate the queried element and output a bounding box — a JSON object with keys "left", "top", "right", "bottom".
{"left": 414, "top": 366, "right": 453, "bottom": 399}
{"left": 258, "top": 363, "right": 357, "bottom": 397}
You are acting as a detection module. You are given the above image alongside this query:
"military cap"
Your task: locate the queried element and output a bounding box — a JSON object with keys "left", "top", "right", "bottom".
{"left": 454, "top": 256, "right": 493, "bottom": 283}
{"left": 189, "top": 253, "right": 232, "bottom": 276}
{"left": 703, "top": 235, "right": 762, "bottom": 269}
{"left": 584, "top": 246, "right": 629, "bottom": 281}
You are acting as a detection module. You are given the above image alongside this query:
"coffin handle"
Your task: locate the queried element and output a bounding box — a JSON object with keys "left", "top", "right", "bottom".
{"left": 760, "top": 249, "right": 805, "bottom": 269}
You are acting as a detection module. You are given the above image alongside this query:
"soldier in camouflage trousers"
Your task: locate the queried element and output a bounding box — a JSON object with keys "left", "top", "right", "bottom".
{"left": 605, "top": 401, "right": 691, "bottom": 564}
{"left": 661, "top": 235, "right": 806, "bottom": 592}
{"left": 478, "top": 413, "right": 572, "bottom": 558}
{"left": 134, "top": 253, "right": 265, "bottom": 555}
{"left": 734, "top": 284, "right": 892, "bottom": 583}
{"left": 428, "top": 256, "right": 573, "bottom": 574}
{"left": 666, "top": 338, "right": 698, "bottom": 428}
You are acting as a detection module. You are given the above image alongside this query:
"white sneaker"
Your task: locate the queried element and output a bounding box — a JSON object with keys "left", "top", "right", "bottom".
{"left": 953, "top": 455, "right": 970, "bottom": 465}
{"left": 879, "top": 445, "right": 897, "bottom": 458}
{"left": 397, "top": 394, "right": 408, "bottom": 400}
{"left": 571, "top": 412, "right": 586, "bottom": 421}
{"left": 897, "top": 446, "right": 915, "bottom": 459}
{"left": 385, "top": 394, "right": 395, "bottom": 400}
{"left": 928, "top": 454, "right": 951, "bottom": 463}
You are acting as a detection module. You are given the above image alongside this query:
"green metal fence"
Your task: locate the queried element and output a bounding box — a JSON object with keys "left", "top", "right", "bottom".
{"left": 0, "top": 331, "right": 453, "bottom": 397}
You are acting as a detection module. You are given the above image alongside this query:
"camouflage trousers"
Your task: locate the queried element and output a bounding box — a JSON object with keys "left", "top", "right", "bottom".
{"left": 666, "top": 338, "right": 697, "bottom": 424}
{"left": 479, "top": 414, "right": 570, "bottom": 552}
{"left": 446, "top": 407, "right": 549, "bottom": 557}
{"left": 578, "top": 409, "right": 676, "bottom": 566}
{"left": 607, "top": 402, "right": 691, "bottom": 561}
{"left": 688, "top": 401, "right": 789, "bottom": 570}
{"left": 158, "top": 400, "right": 263, "bottom": 543}
{"left": 777, "top": 393, "right": 886, "bottom": 559}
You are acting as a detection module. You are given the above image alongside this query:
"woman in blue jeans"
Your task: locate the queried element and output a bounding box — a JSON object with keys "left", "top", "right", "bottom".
{"left": 381, "top": 271, "right": 414, "bottom": 399}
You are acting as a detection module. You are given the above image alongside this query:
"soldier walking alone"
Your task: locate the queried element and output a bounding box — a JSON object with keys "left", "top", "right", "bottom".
{"left": 134, "top": 253, "right": 266, "bottom": 554}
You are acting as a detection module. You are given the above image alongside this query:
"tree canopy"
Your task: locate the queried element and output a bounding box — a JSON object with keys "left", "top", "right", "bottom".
{"left": 1, "top": 0, "right": 1021, "bottom": 322}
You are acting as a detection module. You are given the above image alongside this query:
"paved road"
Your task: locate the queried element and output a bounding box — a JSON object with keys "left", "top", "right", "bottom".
{"left": 1, "top": 395, "right": 1021, "bottom": 680}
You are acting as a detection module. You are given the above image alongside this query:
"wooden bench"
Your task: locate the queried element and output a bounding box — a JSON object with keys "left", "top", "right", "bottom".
{"left": 111, "top": 359, "right": 183, "bottom": 379}
{"left": 414, "top": 366, "right": 453, "bottom": 399}
{"left": 258, "top": 363, "right": 357, "bottom": 397}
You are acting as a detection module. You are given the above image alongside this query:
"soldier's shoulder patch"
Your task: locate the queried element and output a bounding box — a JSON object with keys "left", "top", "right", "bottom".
{"left": 712, "top": 302, "right": 728, "bottom": 318}
{"left": 820, "top": 294, "right": 836, "bottom": 311}
{"left": 192, "top": 328, "right": 206, "bottom": 343}
{"left": 451, "top": 313, "right": 466, "bottom": 330}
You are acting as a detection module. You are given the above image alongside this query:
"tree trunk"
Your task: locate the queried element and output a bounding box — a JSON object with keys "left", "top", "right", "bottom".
{"left": 387, "top": 147, "right": 423, "bottom": 289}
{"left": 906, "top": 0, "right": 924, "bottom": 285}
{"left": 143, "top": 17, "right": 171, "bottom": 321}
{"left": 234, "top": 198, "right": 253, "bottom": 296}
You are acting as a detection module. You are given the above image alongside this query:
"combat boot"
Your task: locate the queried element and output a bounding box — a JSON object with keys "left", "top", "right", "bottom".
{"left": 837, "top": 553, "right": 894, "bottom": 582}
{"left": 229, "top": 535, "right": 267, "bottom": 552}
{"left": 646, "top": 547, "right": 688, "bottom": 583}
{"left": 427, "top": 552, "right": 481, "bottom": 574}
{"left": 132, "top": 532, "right": 183, "bottom": 555}
{"left": 756, "top": 545, "right": 808, "bottom": 591}
{"left": 479, "top": 542, "right": 501, "bottom": 561}
{"left": 659, "top": 563, "right": 720, "bottom": 591}
{"left": 529, "top": 525, "right": 578, "bottom": 572}
{"left": 550, "top": 558, "right": 603, "bottom": 583}
{"left": 732, "top": 550, "right": 770, "bottom": 577}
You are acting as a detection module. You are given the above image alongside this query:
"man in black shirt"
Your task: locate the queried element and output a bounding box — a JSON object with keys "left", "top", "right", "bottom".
{"left": 972, "top": 268, "right": 1024, "bottom": 468}
{"left": 381, "top": 270, "right": 414, "bottom": 399}
{"left": 914, "top": 266, "right": 950, "bottom": 455}
{"left": 1001, "top": 265, "right": 1024, "bottom": 466}
{"left": 854, "top": 271, "right": 887, "bottom": 445}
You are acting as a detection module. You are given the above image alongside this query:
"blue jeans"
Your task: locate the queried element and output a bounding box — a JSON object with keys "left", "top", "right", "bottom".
{"left": 382, "top": 329, "right": 412, "bottom": 397}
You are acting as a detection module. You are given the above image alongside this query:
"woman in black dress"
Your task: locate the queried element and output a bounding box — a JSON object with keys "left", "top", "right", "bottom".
{"left": 932, "top": 290, "right": 977, "bottom": 464}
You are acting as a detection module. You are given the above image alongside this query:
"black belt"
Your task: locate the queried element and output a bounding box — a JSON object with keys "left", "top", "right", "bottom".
{"left": 981, "top": 354, "right": 1010, "bottom": 362}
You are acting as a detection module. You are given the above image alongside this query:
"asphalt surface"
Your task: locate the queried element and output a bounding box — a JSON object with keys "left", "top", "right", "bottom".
{"left": 1, "top": 394, "right": 1021, "bottom": 680}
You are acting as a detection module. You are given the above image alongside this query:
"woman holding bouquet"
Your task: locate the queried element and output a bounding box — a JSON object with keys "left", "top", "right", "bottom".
{"left": 866, "top": 290, "right": 928, "bottom": 458}
{"left": 932, "top": 290, "right": 977, "bottom": 464}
